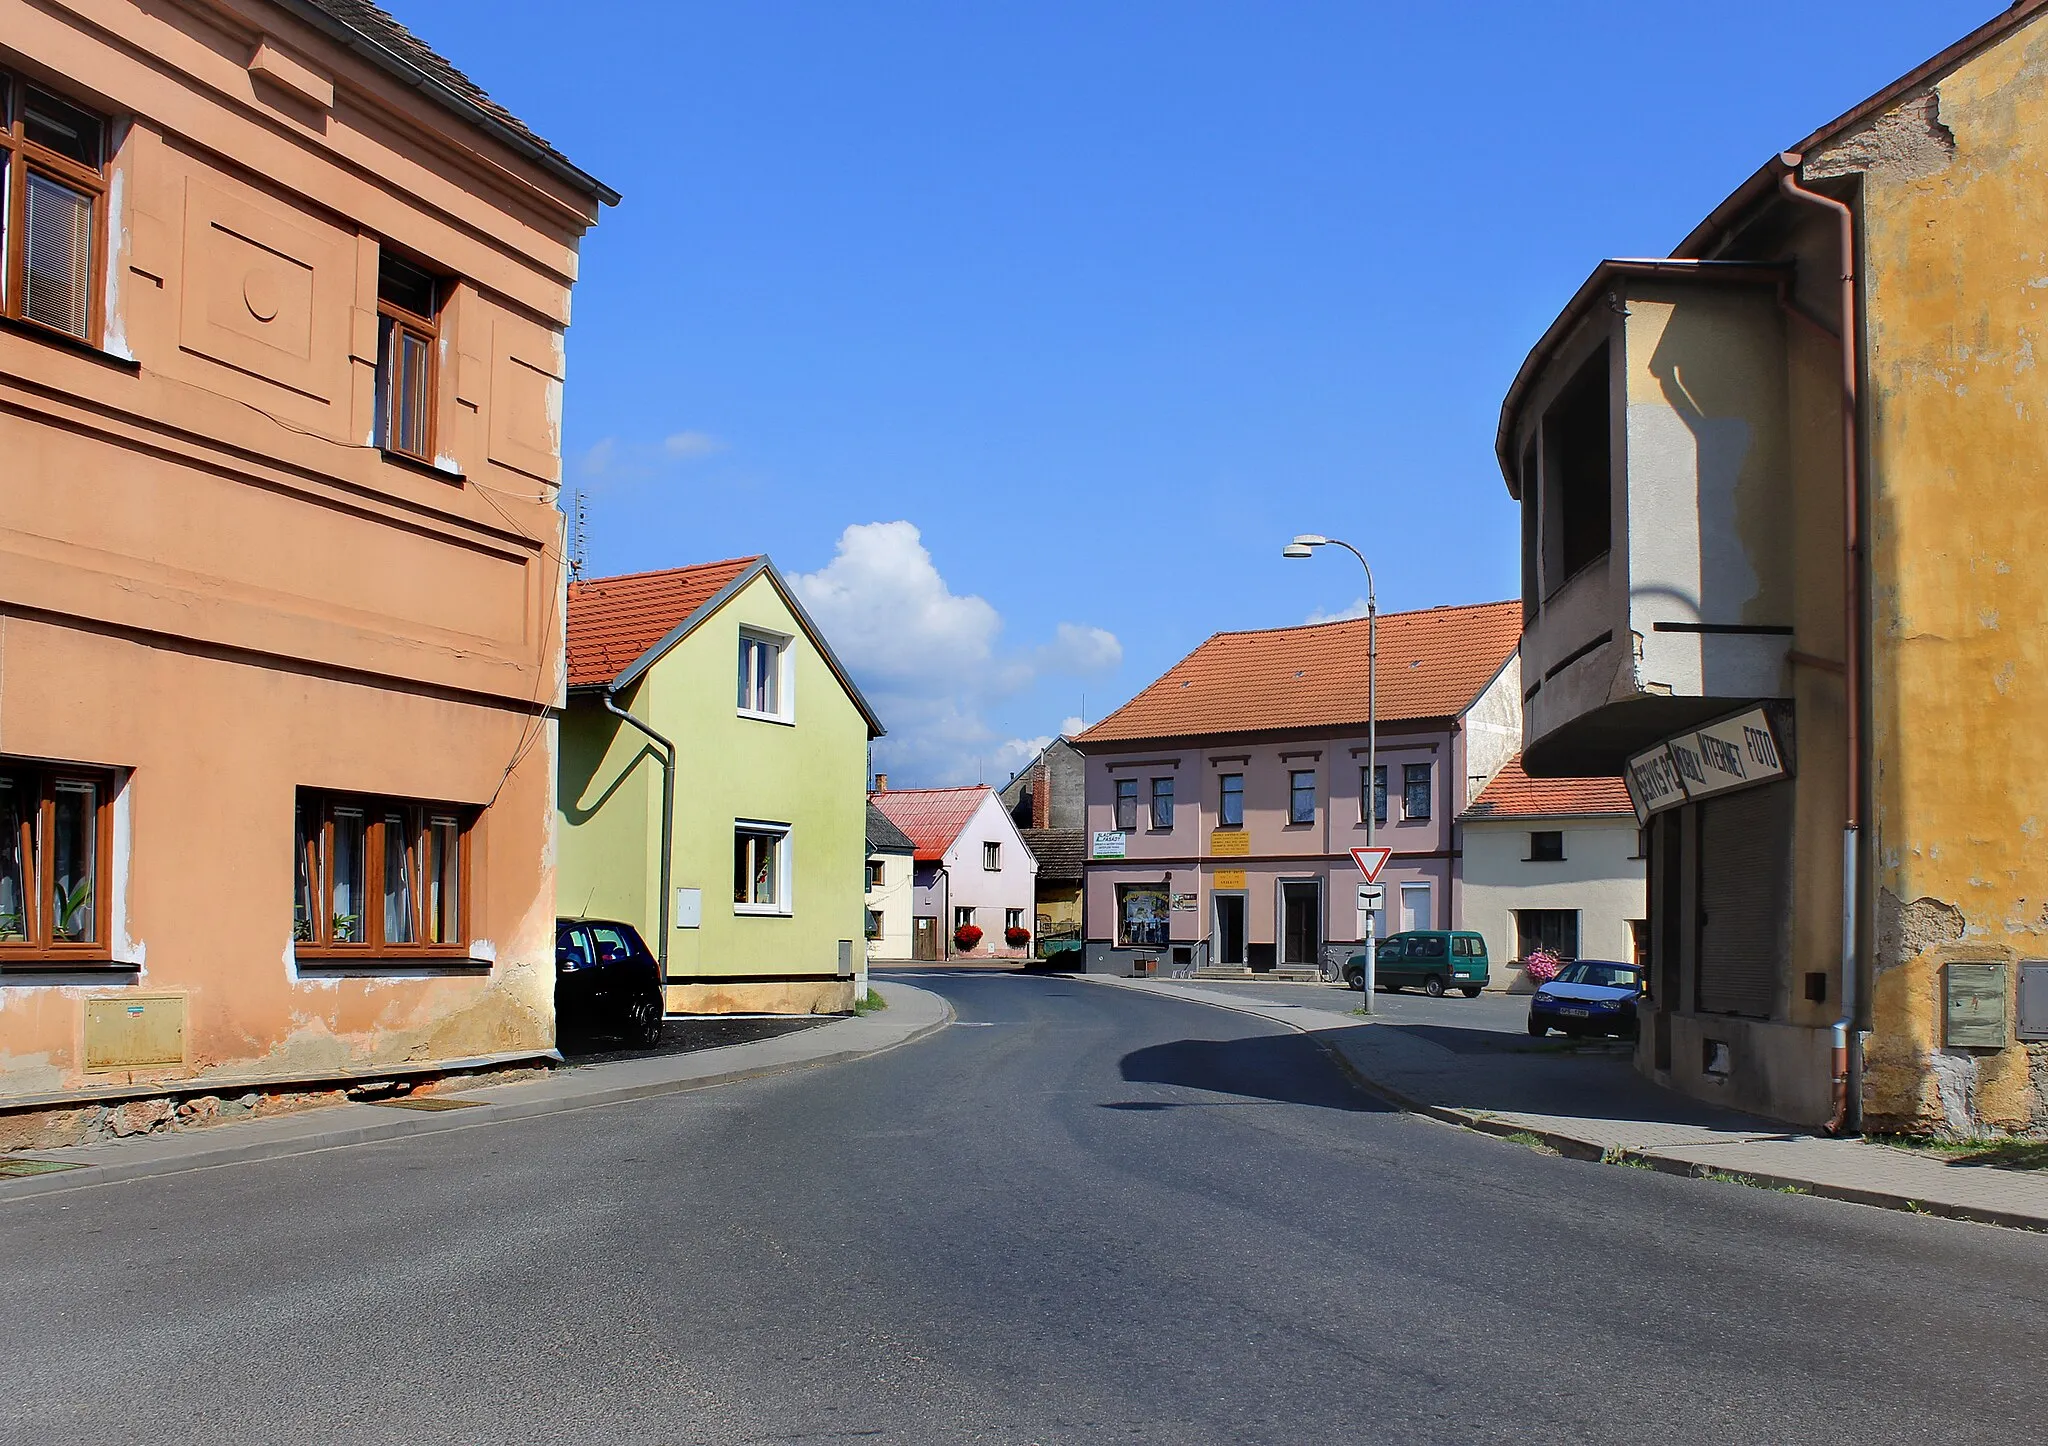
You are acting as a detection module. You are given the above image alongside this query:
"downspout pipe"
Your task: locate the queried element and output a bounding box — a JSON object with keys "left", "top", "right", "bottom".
{"left": 1778, "top": 155, "right": 1862, "bottom": 1136}
{"left": 603, "top": 689, "right": 677, "bottom": 978}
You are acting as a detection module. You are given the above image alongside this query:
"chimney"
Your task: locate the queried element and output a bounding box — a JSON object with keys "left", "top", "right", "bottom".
{"left": 873, "top": 773, "right": 888, "bottom": 792}
{"left": 1031, "top": 764, "right": 1050, "bottom": 830}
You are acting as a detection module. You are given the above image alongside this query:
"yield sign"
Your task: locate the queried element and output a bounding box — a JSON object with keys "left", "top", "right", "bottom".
{"left": 1350, "top": 846, "right": 1392, "bottom": 884}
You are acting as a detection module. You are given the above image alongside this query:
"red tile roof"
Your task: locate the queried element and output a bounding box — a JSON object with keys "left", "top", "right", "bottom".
{"left": 1464, "top": 753, "right": 1635, "bottom": 820}
{"left": 1074, "top": 601, "right": 1521, "bottom": 746}
{"left": 565, "top": 557, "right": 760, "bottom": 689}
{"left": 868, "top": 786, "right": 992, "bottom": 863}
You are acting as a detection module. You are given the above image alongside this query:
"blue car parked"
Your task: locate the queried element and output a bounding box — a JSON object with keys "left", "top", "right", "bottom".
{"left": 1526, "top": 960, "right": 1644, "bottom": 1038}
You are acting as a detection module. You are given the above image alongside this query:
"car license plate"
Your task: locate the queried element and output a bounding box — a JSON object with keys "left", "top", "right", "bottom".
{"left": 1560, "top": 1007, "right": 1590, "bottom": 1018}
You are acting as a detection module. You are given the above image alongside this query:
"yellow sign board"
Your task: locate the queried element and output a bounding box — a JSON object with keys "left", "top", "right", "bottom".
{"left": 1214, "top": 868, "right": 1247, "bottom": 890}
{"left": 1210, "top": 829, "right": 1250, "bottom": 857}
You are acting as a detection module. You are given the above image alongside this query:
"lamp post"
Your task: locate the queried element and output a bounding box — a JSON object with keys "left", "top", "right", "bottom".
{"left": 1284, "top": 534, "right": 1377, "bottom": 1010}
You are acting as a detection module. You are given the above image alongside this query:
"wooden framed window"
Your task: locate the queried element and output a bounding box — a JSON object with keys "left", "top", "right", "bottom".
{"left": 0, "top": 72, "right": 109, "bottom": 344}
{"left": 295, "top": 789, "right": 471, "bottom": 960}
{"left": 0, "top": 760, "right": 117, "bottom": 965}
{"left": 374, "top": 250, "right": 443, "bottom": 463}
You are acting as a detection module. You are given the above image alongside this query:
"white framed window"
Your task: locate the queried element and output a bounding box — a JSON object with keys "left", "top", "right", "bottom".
{"left": 733, "top": 820, "right": 793, "bottom": 914}
{"left": 983, "top": 840, "right": 1001, "bottom": 870}
{"left": 737, "top": 628, "right": 795, "bottom": 722}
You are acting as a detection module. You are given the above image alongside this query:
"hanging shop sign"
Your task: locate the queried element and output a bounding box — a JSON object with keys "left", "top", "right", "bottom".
{"left": 1626, "top": 708, "right": 1788, "bottom": 823}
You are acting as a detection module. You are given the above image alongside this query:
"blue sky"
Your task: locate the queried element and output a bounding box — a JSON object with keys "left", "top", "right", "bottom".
{"left": 412, "top": 0, "right": 1987, "bottom": 785}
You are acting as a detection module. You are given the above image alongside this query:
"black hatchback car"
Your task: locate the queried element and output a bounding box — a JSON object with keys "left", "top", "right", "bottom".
{"left": 555, "top": 918, "right": 664, "bottom": 1047}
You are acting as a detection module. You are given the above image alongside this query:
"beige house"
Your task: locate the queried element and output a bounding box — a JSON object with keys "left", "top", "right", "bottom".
{"left": 0, "top": 0, "right": 612, "bottom": 1138}
{"left": 1459, "top": 756, "right": 1646, "bottom": 992}
{"left": 865, "top": 801, "right": 917, "bottom": 963}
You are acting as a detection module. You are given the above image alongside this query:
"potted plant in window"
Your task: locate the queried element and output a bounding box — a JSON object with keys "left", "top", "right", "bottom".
{"left": 954, "top": 923, "right": 983, "bottom": 952}
{"left": 1523, "top": 946, "right": 1563, "bottom": 986}
{"left": 1004, "top": 925, "right": 1030, "bottom": 950}
{"left": 52, "top": 878, "right": 91, "bottom": 943}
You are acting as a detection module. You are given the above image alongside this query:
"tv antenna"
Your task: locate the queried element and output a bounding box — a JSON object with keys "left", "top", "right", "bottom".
{"left": 569, "top": 487, "right": 590, "bottom": 580}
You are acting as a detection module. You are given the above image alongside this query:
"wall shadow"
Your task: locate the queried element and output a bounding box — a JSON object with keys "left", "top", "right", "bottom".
{"left": 1118, "top": 1032, "right": 1393, "bottom": 1115}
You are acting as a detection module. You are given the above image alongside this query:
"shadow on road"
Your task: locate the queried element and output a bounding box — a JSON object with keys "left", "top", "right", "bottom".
{"left": 1118, "top": 1031, "right": 1394, "bottom": 1114}
{"left": 559, "top": 1016, "right": 828, "bottom": 1067}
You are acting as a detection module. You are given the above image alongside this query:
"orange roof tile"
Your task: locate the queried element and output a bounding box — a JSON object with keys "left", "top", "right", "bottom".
{"left": 868, "top": 786, "right": 992, "bottom": 862}
{"left": 565, "top": 557, "right": 761, "bottom": 689}
{"left": 1074, "top": 601, "right": 1521, "bottom": 746}
{"left": 1464, "top": 753, "right": 1635, "bottom": 820}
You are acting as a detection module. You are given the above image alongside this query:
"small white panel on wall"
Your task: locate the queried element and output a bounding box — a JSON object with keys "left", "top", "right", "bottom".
{"left": 675, "top": 887, "right": 702, "bottom": 929}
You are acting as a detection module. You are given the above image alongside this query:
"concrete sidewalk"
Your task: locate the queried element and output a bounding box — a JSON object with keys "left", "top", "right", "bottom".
{"left": 0, "top": 982, "right": 951, "bottom": 1201}
{"left": 1088, "top": 975, "right": 2048, "bottom": 1232}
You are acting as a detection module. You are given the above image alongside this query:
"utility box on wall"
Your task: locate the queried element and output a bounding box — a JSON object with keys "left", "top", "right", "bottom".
{"left": 2018, "top": 961, "right": 2048, "bottom": 1042}
{"left": 83, "top": 995, "right": 187, "bottom": 1071}
{"left": 1945, "top": 963, "right": 2008, "bottom": 1049}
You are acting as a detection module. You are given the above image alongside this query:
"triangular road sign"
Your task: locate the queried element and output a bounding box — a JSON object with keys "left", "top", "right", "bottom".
{"left": 1350, "top": 846, "right": 1392, "bottom": 884}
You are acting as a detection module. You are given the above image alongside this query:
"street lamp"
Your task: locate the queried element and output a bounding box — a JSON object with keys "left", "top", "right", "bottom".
{"left": 1285, "top": 533, "right": 1378, "bottom": 1010}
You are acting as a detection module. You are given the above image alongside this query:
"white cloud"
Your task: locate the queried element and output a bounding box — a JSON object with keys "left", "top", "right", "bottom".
{"left": 663, "top": 430, "right": 723, "bottom": 459}
{"left": 791, "top": 522, "right": 1120, "bottom": 786}
{"left": 1307, "top": 597, "right": 1373, "bottom": 623}
{"left": 576, "top": 437, "right": 617, "bottom": 478}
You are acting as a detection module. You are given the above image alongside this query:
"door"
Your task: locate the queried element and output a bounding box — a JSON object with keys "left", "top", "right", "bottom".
{"left": 1696, "top": 783, "right": 1790, "bottom": 1018}
{"left": 1213, "top": 893, "right": 1247, "bottom": 967}
{"left": 1280, "top": 880, "right": 1321, "bottom": 967}
{"left": 1399, "top": 882, "right": 1432, "bottom": 932}
{"left": 912, "top": 915, "right": 939, "bottom": 962}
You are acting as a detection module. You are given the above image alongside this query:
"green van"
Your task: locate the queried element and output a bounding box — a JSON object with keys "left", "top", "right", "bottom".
{"left": 1343, "top": 930, "right": 1489, "bottom": 997}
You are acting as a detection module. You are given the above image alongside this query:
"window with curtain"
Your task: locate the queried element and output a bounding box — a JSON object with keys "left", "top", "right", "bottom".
{"left": 1362, "top": 765, "right": 1387, "bottom": 825}
{"left": 1403, "top": 762, "right": 1433, "bottom": 820}
{"left": 1114, "top": 778, "right": 1139, "bottom": 831}
{"left": 738, "top": 630, "right": 791, "bottom": 719}
{"left": 733, "top": 824, "right": 789, "bottom": 912}
{"left": 295, "top": 791, "right": 470, "bottom": 959}
{"left": 1218, "top": 773, "right": 1243, "bottom": 827}
{"left": 1150, "top": 776, "right": 1174, "bottom": 830}
{"left": 0, "top": 76, "right": 107, "bottom": 342}
{"left": 0, "top": 760, "right": 116, "bottom": 963}
{"left": 1288, "top": 770, "right": 1316, "bottom": 825}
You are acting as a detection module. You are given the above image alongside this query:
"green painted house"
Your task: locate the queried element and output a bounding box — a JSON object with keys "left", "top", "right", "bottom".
{"left": 560, "top": 556, "right": 885, "bottom": 1014}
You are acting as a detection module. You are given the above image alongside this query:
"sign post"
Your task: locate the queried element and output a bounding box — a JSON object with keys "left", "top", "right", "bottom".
{"left": 1351, "top": 847, "right": 1392, "bottom": 999}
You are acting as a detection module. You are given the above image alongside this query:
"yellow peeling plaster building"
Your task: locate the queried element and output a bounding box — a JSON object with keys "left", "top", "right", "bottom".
{"left": 1499, "top": 2, "right": 2048, "bottom": 1133}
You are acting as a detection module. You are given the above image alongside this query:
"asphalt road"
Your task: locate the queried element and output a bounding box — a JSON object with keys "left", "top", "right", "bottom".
{"left": 5, "top": 973, "right": 2047, "bottom": 1445}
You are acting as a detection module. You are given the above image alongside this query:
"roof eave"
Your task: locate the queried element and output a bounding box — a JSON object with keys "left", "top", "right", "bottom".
{"left": 274, "top": 0, "right": 621, "bottom": 208}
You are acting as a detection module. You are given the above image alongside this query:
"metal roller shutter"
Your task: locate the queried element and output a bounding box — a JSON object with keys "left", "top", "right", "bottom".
{"left": 1695, "top": 782, "right": 1790, "bottom": 1019}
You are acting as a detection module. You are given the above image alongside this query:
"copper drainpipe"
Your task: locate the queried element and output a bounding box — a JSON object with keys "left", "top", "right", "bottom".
{"left": 1778, "top": 154, "right": 1862, "bottom": 1135}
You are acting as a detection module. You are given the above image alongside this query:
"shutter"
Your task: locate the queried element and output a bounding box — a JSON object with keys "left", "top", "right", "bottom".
{"left": 24, "top": 173, "right": 93, "bottom": 337}
{"left": 1695, "top": 782, "right": 1790, "bottom": 1018}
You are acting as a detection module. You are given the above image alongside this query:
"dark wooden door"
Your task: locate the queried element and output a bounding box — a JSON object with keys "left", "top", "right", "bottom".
{"left": 912, "top": 916, "right": 939, "bottom": 962}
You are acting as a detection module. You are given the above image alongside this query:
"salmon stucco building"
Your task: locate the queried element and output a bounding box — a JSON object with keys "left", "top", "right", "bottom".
{"left": 1071, "top": 603, "right": 1523, "bottom": 978}
{"left": 559, "top": 558, "right": 885, "bottom": 1015}
{"left": 0, "top": 0, "right": 613, "bottom": 1137}
{"left": 1500, "top": 0, "right": 2048, "bottom": 1132}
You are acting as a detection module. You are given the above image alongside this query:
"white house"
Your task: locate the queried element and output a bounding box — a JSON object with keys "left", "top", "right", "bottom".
{"left": 868, "top": 785, "right": 1039, "bottom": 960}
{"left": 1459, "top": 754, "right": 1646, "bottom": 991}
{"left": 865, "top": 801, "right": 918, "bottom": 963}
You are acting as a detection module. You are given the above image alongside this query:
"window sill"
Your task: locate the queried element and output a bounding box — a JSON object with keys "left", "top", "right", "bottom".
{"left": 1524, "top": 858, "right": 1568, "bottom": 864}
{"left": 0, "top": 314, "right": 140, "bottom": 371}
{"left": 379, "top": 448, "right": 464, "bottom": 485}
{"left": 736, "top": 709, "right": 796, "bottom": 727}
{"left": 733, "top": 905, "right": 793, "bottom": 918}
{"left": 1, "top": 956, "right": 137, "bottom": 974}
{"left": 294, "top": 953, "right": 489, "bottom": 972}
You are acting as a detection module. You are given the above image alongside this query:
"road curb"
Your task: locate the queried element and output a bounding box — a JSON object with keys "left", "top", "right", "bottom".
{"left": 1075, "top": 974, "right": 2046, "bottom": 1233}
{"left": 0, "top": 983, "right": 954, "bottom": 1201}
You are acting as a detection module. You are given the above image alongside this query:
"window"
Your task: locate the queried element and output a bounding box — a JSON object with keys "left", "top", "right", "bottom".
{"left": 295, "top": 790, "right": 469, "bottom": 958}
{"left": 1528, "top": 830, "right": 1565, "bottom": 862}
{"left": 374, "top": 251, "right": 444, "bottom": 462}
{"left": 0, "top": 77, "right": 107, "bottom": 343}
{"left": 1363, "top": 765, "right": 1387, "bottom": 826}
{"left": 737, "top": 630, "right": 792, "bottom": 719}
{"left": 733, "top": 824, "right": 789, "bottom": 913}
{"left": 1454, "top": 936, "right": 1484, "bottom": 958}
{"left": 1150, "top": 777, "right": 1174, "bottom": 830}
{"left": 1403, "top": 763, "right": 1432, "bottom": 821}
{"left": 1115, "top": 884, "right": 1170, "bottom": 948}
{"left": 1114, "top": 778, "right": 1139, "bottom": 831}
{"left": 0, "top": 762, "right": 115, "bottom": 963}
{"left": 1540, "top": 344, "right": 1612, "bottom": 596}
{"left": 983, "top": 840, "right": 1001, "bottom": 871}
{"left": 865, "top": 909, "right": 883, "bottom": 940}
{"left": 954, "top": 906, "right": 974, "bottom": 932}
{"left": 1288, "top": 770, "right": 1316, "bottom": 825}
{"left": 1516, "top": 909, "right": 1579, "bottom": 960}
{"left": 1005, "top": 908, "right": 1024, "bottom": 932}
{"left": 865, "top": 859, "right": 885, "bottom": 888}
{"left": 1218, "top": 773, "right": 1243, "bottom": 828}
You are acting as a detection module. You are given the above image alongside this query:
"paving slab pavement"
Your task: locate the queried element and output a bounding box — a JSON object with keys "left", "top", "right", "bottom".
{"left": 1084, "top": 974, "right": 2048, "bottom": 1231}
{"left": 0, "top": 982, "right": 951, "bottom": 1200}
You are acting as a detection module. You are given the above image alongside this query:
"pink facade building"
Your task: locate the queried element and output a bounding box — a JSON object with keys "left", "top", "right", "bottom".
{"left": 1072, "top": 604, "right": 1522, "bottom": 976}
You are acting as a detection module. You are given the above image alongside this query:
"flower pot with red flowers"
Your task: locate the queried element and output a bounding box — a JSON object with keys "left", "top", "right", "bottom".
{"left": 1005, "top": 926, "right": 1031, "bottom": 950}
{"left": 954, "top": 924, "right": 983, "bottom": 952}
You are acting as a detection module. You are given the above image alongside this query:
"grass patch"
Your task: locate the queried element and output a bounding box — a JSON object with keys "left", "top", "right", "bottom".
{"left": 1694, "top": 1168, "right": 1764, "bottom": 1189}
{"left": 1869, "top": 1132, "right": 2048, "bottom": 1172}
{"left": 1601, "top": 1146, "right": 1654, "bottom": 1170}
{"left": 853, "top": 988, "right": 888, "bottom": 1015}
{"left": 1500, "top": 1130, "right": 1560, "bottom": 1156}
